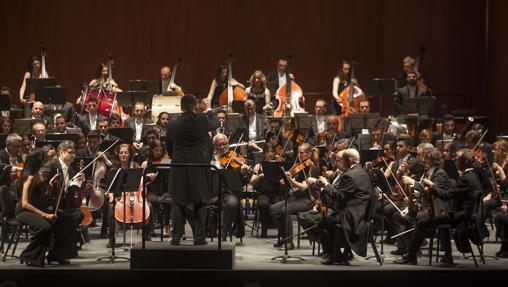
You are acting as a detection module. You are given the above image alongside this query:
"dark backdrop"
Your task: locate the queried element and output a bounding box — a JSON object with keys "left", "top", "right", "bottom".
{"left": 0, "top": 0, "right": 504, "bottom": 136}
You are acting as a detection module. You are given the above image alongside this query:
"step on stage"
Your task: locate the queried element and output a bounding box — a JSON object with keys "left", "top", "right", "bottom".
{"left": 0, "top": 225, "right": 506, "bottom": 287}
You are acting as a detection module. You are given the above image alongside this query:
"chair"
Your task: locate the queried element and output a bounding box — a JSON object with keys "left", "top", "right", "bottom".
{"left": 0, "top": 186, "right": 24, "bottom": 262}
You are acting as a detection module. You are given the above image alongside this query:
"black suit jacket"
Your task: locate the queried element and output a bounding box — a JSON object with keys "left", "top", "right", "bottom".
{"left": 323, "top": 164, "right": 372, "bottom": 257}
{"left": 241, "top": 113, "right": 266, "bottom": 141}
{"left": 394, "top": 85, "right": 428, "bottom": 115}
{"left": 40, "top": 160, "right": 80, "bottom": 210}
{"left": 166, "top": 112, "right": 218, "bottom": 205}
{"left": 123, "top": 117, "right": 154, "bottom": 141}
{"left": 413, "top": 168, "right": 452, "bottom": 213}
{"left": 78, "top": 113, "right": 107, "bottom": 136}
{"left": 266, "top": 69, "right": 281, "bottom": 91}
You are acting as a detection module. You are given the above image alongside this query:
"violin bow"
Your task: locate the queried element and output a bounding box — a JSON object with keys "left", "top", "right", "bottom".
{"left": 472, "top": 129, "right": 488, "bottom": 151}
{"left": 225, "top": 132, "right": 244, "bottom": 169}
{"left": 71, "top": 139, "right": 120, "bottom": 181}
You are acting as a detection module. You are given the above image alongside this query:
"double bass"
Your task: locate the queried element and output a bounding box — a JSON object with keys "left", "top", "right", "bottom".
{"left": 337, "top": 57, "right": 365, "bottom": 131}
{"left": 273, "top": 56, "right": 304, "bottom": 117}
{"left": 413, "top": 46, "right": 430, "bottom": 94}
{"left": 165, "top": 57, "right": 184, "bottom": 96}
{"left": 219, "top": 53, "right": 245, "bottom": 106}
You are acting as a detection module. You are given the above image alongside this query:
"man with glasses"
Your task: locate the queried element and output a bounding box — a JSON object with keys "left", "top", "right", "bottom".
{"left": 0, "top": 133, "right": 24, "bottom": 193}
{"left": 78, "top": 97, "right": 106, "bottom": 136}
{"left": 40, "top": 140, "right": 85, "bottom": 265}
{"left": 311, "top": 98, "right": 328, "bottom": 135}
{"left": 358, "top": 100, "right": 371, "bottom": 114}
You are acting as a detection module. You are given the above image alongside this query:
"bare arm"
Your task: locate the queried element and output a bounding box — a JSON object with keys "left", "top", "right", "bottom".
{"left": 19, "top": 72, "right": 30, "bottom": 103}
{"left": 21, "top": 176, "right": 54, "bottom": 220}
{"left": 204, "top": 79, "right": 217, "bottom": 109}
{"left": 332, "top": 76, "right": 340, "bottom": 101}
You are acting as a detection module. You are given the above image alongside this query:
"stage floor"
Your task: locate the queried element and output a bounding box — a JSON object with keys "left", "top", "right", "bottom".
{"left": 1, "top": 219, "right": 507, "bottom": 271}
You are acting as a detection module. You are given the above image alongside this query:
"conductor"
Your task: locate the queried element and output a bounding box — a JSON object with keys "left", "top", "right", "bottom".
{"left": 166, "top": 94, "right": 218, "bottom": 245}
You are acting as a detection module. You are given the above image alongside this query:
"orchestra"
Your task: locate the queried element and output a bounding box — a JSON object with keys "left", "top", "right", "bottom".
{"left": 2, "top": 48, "right": 508, "bottom": 271}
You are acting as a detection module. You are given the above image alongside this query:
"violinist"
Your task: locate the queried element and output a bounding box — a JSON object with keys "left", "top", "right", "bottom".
{"left": 491, "top": 141, "right": 508, "bottom": 258}
{"left": 381, "top": 135, "right": 423, "bottom": 246}
{"left": 204, "top": 63, "right": 245, "bottom": 109}
{"left": 250, "top": 144, "right": 282, "bottom": 238}
{"left": 395, "top": 149, "right": 481, "bottom": 265}
{"left": 14, "top": 150, "right": 55, "bottom": 267}
{"left": 396, "top": 147, "right": 453, "bottom": 264}
{"left": 39, "top": 140, "right": 85, "bottom": 264}
{"left": 0, "top": 133, "right": 24, "bottom": 189}
{"left": 269, "top": 143, "right": 317, "bottom": 250}
{"left": 314, "top": 148, "right": 372, "bottom": 265}
{"left": 155, "top": 112, "right": 170, "bottom": 138}
{"left": 211, "top": 134, "right": 250, "bottom": 241}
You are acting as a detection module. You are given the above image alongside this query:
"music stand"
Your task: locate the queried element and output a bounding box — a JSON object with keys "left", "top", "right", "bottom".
{"left": 108, "top": 128, "right": 134, "bottom": 143}
{"left": 35, "top": 141, "right": 62, "bottom": 149}
{"left": 348, "top": 113, "right": 381, "bottom": 131}
{"left": 360, "top": 149, "right": 379, "bottom": 164}
{"left": 99, "top": 139, "right": 120, "bottom": 152}
{"left": 116, "top": 91, "right": 150, "bottom": 108}
{"left": 402, "top": 97, "right": 434, "bottom": 115}
{"left": 231, "top": 101, "right": 245, "bottom": 114}
{"left": 226, "top": 113, "right": 243, "bottom": 132}
{"left": 262, "top": 161, "right": 305, "bottom": 263}
{"left": 24, "top": 78, "right": 57, "bottom": 100}
{"left": 14, "top": 119, "right": 40, "bottom": 135}
{"left": 363, "top": 78, "right": 397, "bottom": 116}
{"left": 293, "top": 112, "right": 311, "bottom": 130}
{"left": 0, "top": 95, "right": 11, "bottom": 113}
{"left": 45, "top": 133, "right": 81, "bottom": 143}
{"left": 145, "top": 80, "right": 160, "bottom": 96}
{"left": 127, "top": 80, "right": 146, "bottom": 91}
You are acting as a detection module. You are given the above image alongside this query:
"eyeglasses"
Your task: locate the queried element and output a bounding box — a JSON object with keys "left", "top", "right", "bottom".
{"left": 64, "top": 149, "right": 76, "bottom": 155}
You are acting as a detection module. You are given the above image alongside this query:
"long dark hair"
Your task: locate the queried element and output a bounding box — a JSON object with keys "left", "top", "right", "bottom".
{"left": 96, "top": 63, "right": 108, "bottom": 79}
{"left": 17, "top": 149, "right": 45, "bottom": 194}
{"left": 26, "top": 55, "right": 39, "bottom": 75}
{"left": 148, "top": 139, "right": 165, "bottom": 164}
{"left": 214, "top": 63, "right": 228, "bottom": 85}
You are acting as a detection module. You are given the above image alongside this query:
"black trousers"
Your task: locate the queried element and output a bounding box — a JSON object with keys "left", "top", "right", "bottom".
{"left": 407, "top": 212, "right": 452, "bottom": 259}
{"left": 221, "top": 193, "right": 240, "bottom": 240}
{"left": 315, "top": 214, "right": 348, "bottom": 259}
{"left": 256, "top": 192, "right": 282, "bottom": 232}
{"left": 269, "top": 194, "right": 313, "bottom": 241}
{"left": 298, "top": 208, "right": 333, "bottom": 242}
{"left": 171, "top": 202, "right": 207, "bottom": 243}
{"left": 50, "top": 207, "right": 83, "bottom": 259}
{"left": 495, "top": 211, "right": 508, "bottom": 241}
{"left": 15, "top": 210, "right": 52, "bottom": 266}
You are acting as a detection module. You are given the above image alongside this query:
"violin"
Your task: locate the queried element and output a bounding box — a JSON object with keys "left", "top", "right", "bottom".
{"left": 218, "top": 150, "right": 248, "bottom": 170}
{"left": 289, "top": 159, "right": 313, "bottom": 177}
{"left": 10, "top": 161, "right": 24, "bottom": 182}
{"left": 370, "top": 154, "right": 394, "bottom": 169}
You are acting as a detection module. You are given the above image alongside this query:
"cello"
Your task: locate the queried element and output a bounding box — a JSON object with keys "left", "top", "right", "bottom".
{"left": 219, "top": 52, "right": 245, "bottom": 106}
{"left": 273, "top": 56, "right": 304, "bottom": 117}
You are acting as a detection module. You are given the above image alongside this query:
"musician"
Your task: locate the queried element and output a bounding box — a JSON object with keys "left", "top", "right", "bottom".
{"left": 22, "top": 135, "right": 34, "bottom": 156}
{"left": 212, "top": 110, "right": 231, "bottom": 138}
{"left": 166, "top": 94, "right": 218, "bottom": 245}
{"left": 442, "top": 141, "right": 457, "bottom": 160}
{"left": 44, "top": 101, "right": 76, "bottom": 126}
{"left": 39, "top": 140, "right": 85, "bottom": 264}
{"left": 15, "top": 150, "right": 55, "bottom": 267}
{"left": 395, "top": 149, "right": 481, "bottom": 265}
{"left": 381, "top": 135, "right": 423, "bottom": 247}
{"left": 250, "top": 144, "right": 282, "bottom": 238}
{"left": 104, "top": 143, "right": 141, "bottom": 246}
{"left": 159, "top": 66, "right": 182, "bottom": 94}
{"left": 1, "top": 87, "right": 12, "bottom": 119}
{"left": 270, "top": 143, "right": 317, "bottom": 250}
{"left": 19, "top": 56, "right": 49, "bottom": 117}
{"left": 32, "top": 122, "right": 47, "bottom": 146}
{"left": 432, "top": 114, "right": 457, "bottom": 145}
{"left": 77, "top": 97, "right": 107, "bottom": 136}
{"left": 245, "top": 70, "right": 271, "bottom": 113}
{"left": 331, "top": 60, "right": 357, "bottom": 115}
{"left": 30, "top": 101, "right": 50, "bottom": 125}
{"left": 266, "top": 57, "right": 295, "bottom": 92}
{"left": 395, "top": 70, "right": 429, "bottom": 116}
{"left": 97, "top": 118, "right": 110, "bottom": 139}
{"left": 204, "top": 63, "right": 245, "bottom": 109}
{"left": 123, "top": 101, "right": 153, "bottom": 145}
{"left": 417, "top": 129, "right": 432, "bottom": 145}
{"left": 242, "top": 99, "right": 265, "bottom": 141}
{"left": 310, "top": 98, "right": 328, "bottom": 135}
{"left": 51, "top": 115, "right": 68, "bottom": 134}
{"left": 156, "top": 112, "right": 170, "bottom": 138}
{"left": 358, "top": 99, "right": 371, "bottom": 114}
{"left": 396, "top": 56, "right": 431, "bottom": 89}
{"left": 211, "top": 134, "right": 250, "bottom": 241}
{"left": 314, "top": 148, "right": 373, "bottom": 265}
{"left": 0, "top": 133, "right": 24, "bottom": 193}
{"left": 88, "top": 63, "right": 122, "bottom": 93}
{"left": 491, "top": 141, "right": 508, "bottom": 258}
{"left": 136, "top": 128, "right": 160, "bottom": 164}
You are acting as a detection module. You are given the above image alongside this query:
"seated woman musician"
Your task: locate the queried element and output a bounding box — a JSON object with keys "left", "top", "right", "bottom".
{"left": 331, "top": 60, "right": 357, "bottom": 115}
{"left": 211, "top": 134, "right": 251, "bottom": 241}
{"left": 140, "top": 139, "right": 170, "bottom": 238}
{"left": 19, "top": 55, "right": 49, "bottom": 117}
{"left": 269, "top": 143, "right": 319, "bottom": 250}
{"left": 204, "top": 63, "right": 245, "bottom": 109}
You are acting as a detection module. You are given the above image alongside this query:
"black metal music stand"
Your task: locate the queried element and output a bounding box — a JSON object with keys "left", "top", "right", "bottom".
{"left": 263, "top": 161, "right": 305, "bottom": 263}
{"left": 97, "top": 168, "right": 130, "bottom": 263}
{"left": 363, "top": 78, "right": 397, "bottom": 116}
{"left": 108, "top": 128, "right": 134, "bottom": 144}
{"left": 117, "top": 91, "right": 150, "bottom": 109}
{"left": 25, "top": 78, "right": 57, "bottom": 100}
{"left": 402, "top": 97, "right": 435, "bottom": 115}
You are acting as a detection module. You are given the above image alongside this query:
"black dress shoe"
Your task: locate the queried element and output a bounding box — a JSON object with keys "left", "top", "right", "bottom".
{"left": 47, "top": 256, "right": 70, "bottom": 265}
{"left": 321, "top": 257, "right": 335, "bottom": 265}
{"left": 381, "top": 237, "right": 396, "bottom": 245}
{"left": 169, "top": 238, "right": 180, "bottom": 246}
{"left": 273, "top": 240, "right": 283, "bottom": 248}
{"left": 390, "top": 248, "right": 408, "bottom": 256}
{"left": 393, "top": 255, "right": 417, "bottom": 265}
{"left": 496, "top": 250, "right": 508, "bottom": 258}
{"left": 194, "top": 240, "right": 208, "bottom": 246}
{"left": 335, "top": 260, "right": 350, "bottom": 266}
